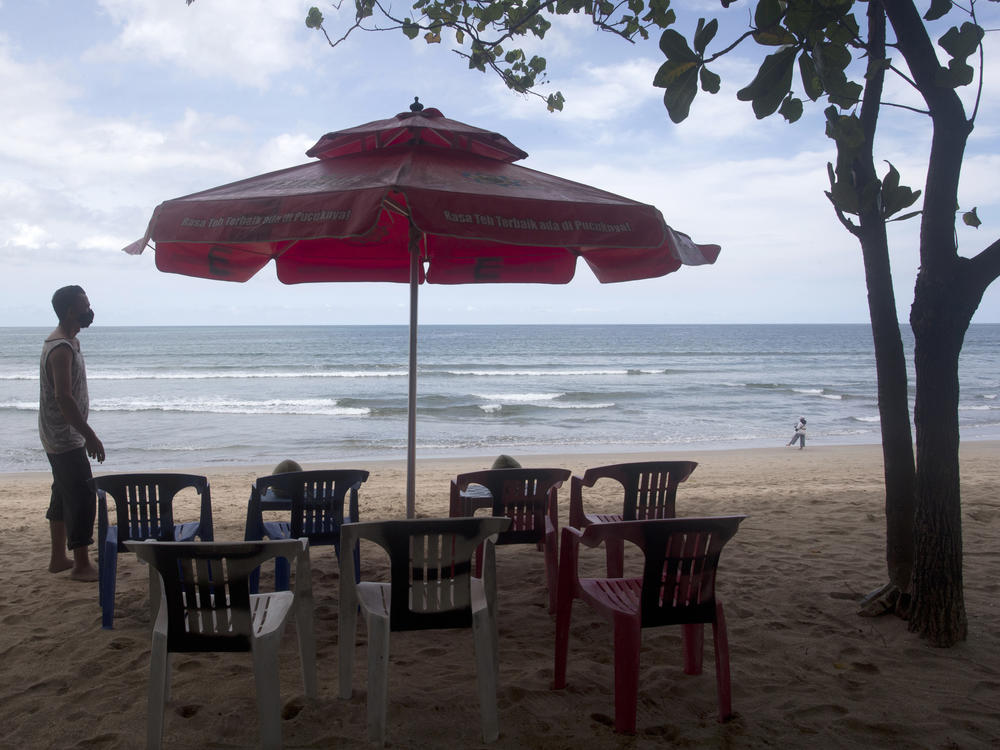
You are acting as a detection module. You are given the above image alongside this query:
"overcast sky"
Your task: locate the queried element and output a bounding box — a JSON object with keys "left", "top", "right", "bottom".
{"left": 3, "top": 0, "right": 998, "bottom": 326}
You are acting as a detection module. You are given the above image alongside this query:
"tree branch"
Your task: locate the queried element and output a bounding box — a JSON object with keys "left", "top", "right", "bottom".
{"left": 967, "top": 236, "right": 1000, "bottom": 295}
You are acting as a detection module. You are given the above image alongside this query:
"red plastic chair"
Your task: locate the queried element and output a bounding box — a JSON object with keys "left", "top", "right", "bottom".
{"left": 553, "top": 515, "right": 746, "bottom": 733}
{"left": 450, "top": 468, "right": 570, "bottom": 613}
{"left": 568, "top": 461, "right": 698, "bottom": 577}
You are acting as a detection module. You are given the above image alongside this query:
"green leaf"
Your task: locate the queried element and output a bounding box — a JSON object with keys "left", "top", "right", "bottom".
{"left": 425, "top": 30, "right": 442, "bottom": 43}
{"left": 887, "top": 210, "right": 922, "bottom": 223}
{"left": 946, "top": 59, "right": 975, "bottom": 87}
{"left": 546, "top": 91, "right": 565, "bottom": 112}
{"left": 662, "top": 63, "right": 699, "bottom": 122}
{"left": 814, "top": 41, "right": 852, "bottom": 75}
{"left": 924, "top": 0, "right": 952, "bottom": 22}
{"left": 659, "top": 29, "right": 698, "bottom": 62}
{"left": 963, "top": 207, "right": 981, "bottom": 228}
{"left": 754, "top": 0, "right": 783, "bottom": 30}
{"left": 456, "top": 29, "right": 464, "bottom": 44}
{"left": 753, "top": 27, "right": 797, "bottom": 46}
{"left": 653, "top": 58, "right": 697, "bottom": 88}
{"left": 779, "top": 94, "right": 803, "bottom": 123}
{"left": 643, "top": 0, "right": 675, "bottom": 29}
{"left": 799, "top": 53, "right": 824, "bottom": 101}
{"left": 939, "top": 22, "right": 984, "bottom": 61}
{"left": 403, "top": 19, "right": 420, "bottom": 39}
{"left": 693, "top": 18, "right": 718, "bottom": 54}
{"left": 879, "top": 161, "right": 922, "bottom": 219}
{"left": 824, "top": 107, "right": 866, "bottom": 151}
{"left": 737, "top": 46, "right": 797, "bottom": 119}
{"left": 700, "top": 65, "right": 721, "bottom": 94}
{"left": 305, "top": 7, "right": 324, "bottom": 29}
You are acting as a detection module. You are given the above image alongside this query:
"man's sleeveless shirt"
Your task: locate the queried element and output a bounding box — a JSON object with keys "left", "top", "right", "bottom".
{"left": 39, "top": 338, "right": 89, "bottom": 454}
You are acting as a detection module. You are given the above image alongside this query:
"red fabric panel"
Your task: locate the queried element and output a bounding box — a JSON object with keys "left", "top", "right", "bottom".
{"left": 149, "top": 164, "right": 387, "bottom": 245}
{"left": 154, "top": 241, "right": 274, "bottom": 282}
{"left": 305, "top": 108, "right": 528, "bottom": 163}
{"left": 425, "top": 236, "right": 576, "bottom": 284}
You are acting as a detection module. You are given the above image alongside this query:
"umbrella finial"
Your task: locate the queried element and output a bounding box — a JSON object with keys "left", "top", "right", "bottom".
{"left": 410, "top": 96, "right": 424, "bottom": 112}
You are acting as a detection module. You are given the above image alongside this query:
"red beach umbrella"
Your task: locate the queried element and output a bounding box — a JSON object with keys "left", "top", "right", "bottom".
{"left": 125, "top": 103, "right": 720, "bottom": 516}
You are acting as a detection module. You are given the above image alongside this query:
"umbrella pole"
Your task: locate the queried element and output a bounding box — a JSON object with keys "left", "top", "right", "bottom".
{"left": 406, "top": 222, "right": 420, "bottom": 518}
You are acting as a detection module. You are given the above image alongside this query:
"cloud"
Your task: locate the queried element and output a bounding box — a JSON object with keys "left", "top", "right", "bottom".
{"left": 90, "top": 0, "right": 320, "bottom": 88}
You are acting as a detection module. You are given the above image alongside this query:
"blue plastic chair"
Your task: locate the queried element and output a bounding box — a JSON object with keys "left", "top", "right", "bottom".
{"left": 244, "top": 469, "right": 369, "bottom": 591}
{"left": 92, "top": 473, "right": 214, "bottom": 629}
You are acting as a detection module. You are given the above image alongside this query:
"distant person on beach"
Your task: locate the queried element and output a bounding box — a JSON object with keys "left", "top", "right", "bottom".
{"left": 39, "top": 285, "right": 104, "bottom": 581}
{"left": 787, "top": 417, "right": 807, "bottom": 449}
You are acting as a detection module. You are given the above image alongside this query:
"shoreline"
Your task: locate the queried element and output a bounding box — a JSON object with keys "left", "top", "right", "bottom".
{"left": 6, "top": 438, "right": 997, "bottom": 480}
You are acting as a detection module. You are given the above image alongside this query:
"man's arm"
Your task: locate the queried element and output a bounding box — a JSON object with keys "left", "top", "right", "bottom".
{"left": 48, "top": 345, "right": 105, "bottom": 463}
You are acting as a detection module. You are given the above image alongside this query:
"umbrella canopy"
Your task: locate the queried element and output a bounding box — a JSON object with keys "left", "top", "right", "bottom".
{"left": 126, "top": 106, "right": 720, "bottom": 516}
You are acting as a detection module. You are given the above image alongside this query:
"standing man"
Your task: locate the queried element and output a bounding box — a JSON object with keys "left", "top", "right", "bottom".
{"left": 40, "top": 285, "right": 104, "bottom": 581}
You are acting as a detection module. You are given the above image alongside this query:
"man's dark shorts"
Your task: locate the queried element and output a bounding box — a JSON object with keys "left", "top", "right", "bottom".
{"left": 46, "top": 447, "right": 95, "bottom": 550}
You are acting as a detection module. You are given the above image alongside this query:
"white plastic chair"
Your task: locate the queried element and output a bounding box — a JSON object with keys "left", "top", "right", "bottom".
{"left": 338, "top": 517, "right": 511, "bottom": 746}
{"left": 126, "top": 539, "right": 318, "bottom": 750}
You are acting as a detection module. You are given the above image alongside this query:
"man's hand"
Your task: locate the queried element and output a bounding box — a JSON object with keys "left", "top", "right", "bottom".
{"left": 85, "top": 434, "right": 105, "bottom": 463}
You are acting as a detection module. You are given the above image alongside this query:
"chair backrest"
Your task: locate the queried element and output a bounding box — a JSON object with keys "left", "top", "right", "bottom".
{"left": 452, "top": 468, "right": 570, "bottom": 545}
{"left": 127, "top": 539, "right": 307, "bottom": 653}
{"left": 577, "top": 461, "right": 698, "bottom": 520}
{"left": 253, "top": 469, "right": 369, "bottom": 542}
{"left": 342, "top": 517, "right": 511, "bottom": 632}
{"left": 584, "top": 516, "right": 745, "bottom": 628}
{"left": 92, "top": 473, "right": 212, "bottom": 549}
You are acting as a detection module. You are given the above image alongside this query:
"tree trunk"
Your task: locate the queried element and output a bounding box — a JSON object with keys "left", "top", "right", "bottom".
{"left": 853, "top": 0, "right": 916, "bottom": 603}
{"left": 907, "top": 260, "right": 974, "bottom": 645}
{"left": 859, "top": 225, "right": 915, "bottom": 595}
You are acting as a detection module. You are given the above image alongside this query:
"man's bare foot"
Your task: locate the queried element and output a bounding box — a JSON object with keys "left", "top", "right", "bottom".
{"left": 69, "top": 564, "right": 99, "bottom": 582}
{"left": 49, "top": 558, "right": 74, "bottom": 574}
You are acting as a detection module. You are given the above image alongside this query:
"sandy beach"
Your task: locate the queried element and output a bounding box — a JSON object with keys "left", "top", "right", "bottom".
{"left": 2, "top": 443, "right": 998, "bottom": 749}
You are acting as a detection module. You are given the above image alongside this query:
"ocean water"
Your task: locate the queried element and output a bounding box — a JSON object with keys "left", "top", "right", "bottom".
{"left": 2, "top": 324, "right": 998, "bottom": 474}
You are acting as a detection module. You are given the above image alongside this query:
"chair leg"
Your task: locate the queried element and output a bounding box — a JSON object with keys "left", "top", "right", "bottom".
{"left": 367, "top": 614, "right": 391, "bottom": 746}
{"left": 552, "top": 594, "right": 573, "bottom": 690}
{"left": 472, "top": 610, "right": 500, "bottom": 743}
{"left": 713, "top": 604, "right": 733, "bottom": 721}
{"left": 252, "top": 644, "right": 283, "bottom": 750}
{"left": 249, "top": 565, "right": 261, "bottom": 595}
{"left": 274, "top": 556, "right": 291, "bottom": 591}
{"left": 544, "top": 533, "right": 559, "bottom": 615}
{"left": 338, "top": 596, "right": 357, "bottom": 700}
{"left": 682, "top": 623, "right": 705, "bottom": 675}
{"left": 612, "top": 615, "right": 641, "bottom": 734}
{"left": 296, "top": 608, "right": 318, "bottom": 699}
{"left": 147, "top": 565, "right": 161, "bottom": 626}
{"left": 101, "top": 544, "right": 119, "bottom": 629}
{"left": 147, "top": 635, "right": 169, "bottom": 750}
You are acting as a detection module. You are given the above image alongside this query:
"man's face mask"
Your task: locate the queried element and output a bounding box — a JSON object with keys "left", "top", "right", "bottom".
{"left": 78, "top": 309, "right": 95, "bottom": 328}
